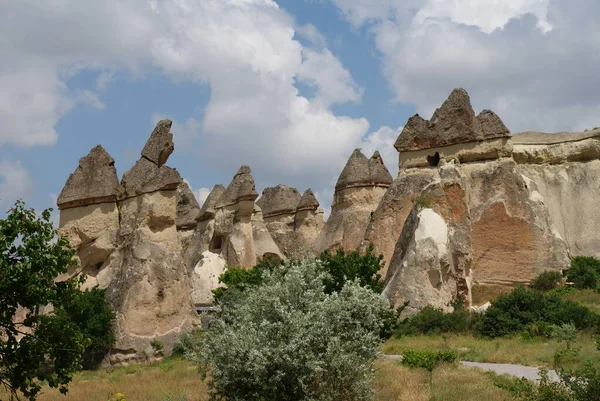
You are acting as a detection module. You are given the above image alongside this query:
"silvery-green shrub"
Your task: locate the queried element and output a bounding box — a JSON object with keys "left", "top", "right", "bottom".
{"left": 189, "top": 258, "right": 390, "bottom": 401}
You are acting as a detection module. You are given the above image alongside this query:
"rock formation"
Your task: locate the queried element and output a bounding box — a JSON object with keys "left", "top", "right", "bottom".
{"left": 315, "top": 149, "right": 393, "bottom": 253}
{"left": 256, "top": 185, "right": 301, "bottom": 255}
{"left": 58, "top": 120, "right": 196, "bottom": 365}
{"left": 57, "top": 145, "right": 120, "bottom": 285}
{"left": 58, "top": 87, "right": 600, "bottom": 332}
{"left": 176, "top": 180, "right": 201, "bottom": 250}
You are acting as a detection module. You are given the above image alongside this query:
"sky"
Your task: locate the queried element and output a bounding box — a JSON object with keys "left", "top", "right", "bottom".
{"left": 1, "top": 0, "right": 600, "bottom": 223}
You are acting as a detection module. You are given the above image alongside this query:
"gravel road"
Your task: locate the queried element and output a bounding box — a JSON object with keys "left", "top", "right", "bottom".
{"left": 384, "top": 355, "right": 560, "bottom": 382}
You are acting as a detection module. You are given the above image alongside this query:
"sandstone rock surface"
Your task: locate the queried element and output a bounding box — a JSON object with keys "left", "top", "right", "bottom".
{"left": 315, "top": 150, "right": 392, "bottom": 253}
{"left": 57, "top": 145, "right": 119, "bottom": 210}
{"left": 395, "top": 88, "right": 510, "bottom": 152}
{"left": 176, "top": 180, "right": 201, "bottom": 229}
{"left": 190, "top": 251, "right": 227, "bottom": 306}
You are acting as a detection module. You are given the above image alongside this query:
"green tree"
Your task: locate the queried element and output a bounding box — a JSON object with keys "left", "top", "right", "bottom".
{"left": 192, "top": 258, "right": 390, "bottom": 401}
{"left": 55, "top": 287, "right": 115, "bottom": 370}
{"left": 318, "top": 243, "right": 385, "bottom": 294}
{"left": 567, "top": 256, "right": 600, "bottom": 289}
{"left": 0, "top": 201, "right": 88, "bottom": 400}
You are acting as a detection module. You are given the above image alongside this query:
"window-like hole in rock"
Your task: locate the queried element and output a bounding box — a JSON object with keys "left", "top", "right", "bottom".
{"left": 427, "top": 152, "right": 440, "bottom": 167}
{"left": 209, "top": 234, "right": 224, "bottom": 253}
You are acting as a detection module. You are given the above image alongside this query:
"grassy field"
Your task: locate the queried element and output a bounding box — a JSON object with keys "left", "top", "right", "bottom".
{"left": 382, "top": 332, "right": 599, "bottom": 370}
{"left": 1, "top": 357, "right": 517, "bottom": 401}
{"left": 562, "top": 288, "right": 600, "bottom": 314}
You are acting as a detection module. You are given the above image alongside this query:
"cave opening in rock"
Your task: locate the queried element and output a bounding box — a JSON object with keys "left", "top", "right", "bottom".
{"left": 209, "top": 234, "right": 224, "bottom": 253}
{"left": 427, "top": 152, "right": 441, "bottom": 167}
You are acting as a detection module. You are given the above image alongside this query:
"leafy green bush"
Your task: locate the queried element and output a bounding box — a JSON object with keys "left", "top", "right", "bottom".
{"left": 567, "top": 256, "right": 600, "bottom": 289}
{"left": 55, "top": 287, "right": 115, "bottom": 370}
{"left": 477, "top": 286, "right": 599, "bottom": 337}
{"left": 530, "top": 271, "right": 563, "bottom": 292}
{"left": 191, "top": 258, "right": 390, "bottom": 401}
{"left": 401, "top": 349, "right": 457, "bottom": 388}
{"left": 396, "top": 304, "right": 480, "bottom": 336}
{"left": 212, "top": 256, "right": 283, "bottom": 303}
{"left": 318, "top": 243, "right": 384, "bottom": 294}
{"left": 0, "top": 201, "right": 89, "bottom": 400}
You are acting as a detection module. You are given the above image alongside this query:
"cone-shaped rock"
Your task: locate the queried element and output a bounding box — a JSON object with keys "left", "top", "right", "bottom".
{"left": 296, "top": 189, "right": 320, "bottom": 211}
{"left": 197, "top": 184, "right": 226, "bottom": 222}
{"left": 176, "top": 180, "right": 201, "bottom": 229}
{"left": 368, "top": 151, "right": 393, "bottom": 185}
{"left": 57, "top": 145, "right": 119, "bottom": 210}
{"left": 395, "top": 88, "right": 510, "bottom": 152}
{"left": 142, "top": 119, "right": 174, "bottom": 167}
{"left": 215, "top": 166, "right": 258, "bottom": 208}
{"left": 335, "top": 149, "right": 370, "bottom": 191}
{"left": 257, "top": 185, "right": 301, "bottom": 218}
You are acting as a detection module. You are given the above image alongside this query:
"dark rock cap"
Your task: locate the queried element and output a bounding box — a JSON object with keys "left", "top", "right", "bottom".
{"left": 57, "top": 145, "right": 120, "bottom": 210}
{"left": 142, "top": 119, "right": 175, "bottom": 167}
{"left": 118, "top": 157, "right": 181, "bottom": 200}
{"left": 335, "top": 149, "right": 393, "bottom": 191}
{"left": 394, "top": 88, "right": 510, "bottom": 152}
{"left": 176, "top": 180, "right": 201, "bottom": 229}
{"left": 296, "top": 189, "right": 320, "bottom": 211}
{"left": 197, "top": 184, "right": 226, "bottom": 221}
{"left": 256, "top": 185, "right": 301, "bottom": 218}
{"left": 368, "top": 151, "right": 393, "bottom": 185}
{"left": 215, "top": 165, "right": 258, "bottom": 208}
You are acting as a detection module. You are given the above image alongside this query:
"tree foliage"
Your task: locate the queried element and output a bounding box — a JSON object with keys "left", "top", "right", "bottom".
{"left": 55, "top": 287, "right": 115, "bottom": 370}
{"left": 567, "top": 256, "right": 600, "bottom": 290}
{"left": 318, "top": 243, "right": 384, "bottom": 294}
{"left": 0, "top": 201, "right": 87, "bottom": 400}
{"left": 193, "top": 258, "right": 390, "bottom": 401}
{"left": 477, "top": 286, "right": 599, "bottom": 338}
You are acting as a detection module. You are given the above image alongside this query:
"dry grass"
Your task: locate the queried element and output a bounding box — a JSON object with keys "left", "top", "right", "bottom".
{"left": 1, "top": 357, "right": 517, "bottom": 401}
{"left": 382, "top": 332, "right": 600, "bottom": 370}
{"left": 373, "top": 359, "right": 514, "bottom": 401}
{"left": 6, "top": 358, "right": 209, "bottom": 401}
{"left": 471, "top": 284, "right": 514, "bottom": 306}
{"left": 562, "top": 288, "right": 600, "bottom": 314}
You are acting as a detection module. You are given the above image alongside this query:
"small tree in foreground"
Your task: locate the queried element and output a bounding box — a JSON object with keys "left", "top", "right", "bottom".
{"left": 192, "top": 258, "right": 391, "bottom": 401}
{"left": 0, "top": 201, "right": 88, "bottom": 400}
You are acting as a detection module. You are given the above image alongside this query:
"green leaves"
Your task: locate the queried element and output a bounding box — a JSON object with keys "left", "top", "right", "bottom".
{"left": 195, "top": 259, "right": 390, "bottom": 401}
{"left": 0, "top": 200, "right": 91, "bottom": 400}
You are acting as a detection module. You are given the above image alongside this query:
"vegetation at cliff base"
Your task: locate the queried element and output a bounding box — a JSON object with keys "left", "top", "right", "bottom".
{"left": 192, "top": 258, "right": 391, "bottom": 401}
{"left": 0, "top": 201, "right": 115, "bottom": 400}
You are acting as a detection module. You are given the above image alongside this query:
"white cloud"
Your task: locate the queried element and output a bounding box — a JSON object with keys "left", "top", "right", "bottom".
{"left": 75, "top": 89, "right": 106, "bottom": 111}
{"left": 331, "top": 0, "right": 600, "bottom": 133}
{"left": 1, "top": 0, "right": 380, "bottom": 197}
{"left": 194, "top": 188, "right": 212, "bottom": 207}
{"left": 152, "top": 113, "right": 202, "bottom": 148}
{"left": 96, "top": 70, "right": 114, "bottom": 91}
{"left": 0, "top": 161, "right": 34, "bottom": 208}
{"left": 361, "top": 125, "right": 401, "bottom": 179}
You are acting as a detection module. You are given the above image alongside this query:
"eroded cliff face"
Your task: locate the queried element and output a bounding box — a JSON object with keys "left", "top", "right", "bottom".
{"left": 379, "top": 88, "right": 596, "bottom": 313}
{"left": 58, "top": 120, "right": 196, "bottom": 365}
{"left": 58, "top": 88, "right": 600, "bottom": 334}
{"left": 315, "top": 149, "right": 393, "bottom": 253}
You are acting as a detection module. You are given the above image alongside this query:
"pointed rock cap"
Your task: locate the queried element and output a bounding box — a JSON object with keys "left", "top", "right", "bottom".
{"left": 57, "top": 145, "right": 120, "bottom": 210}
{"left": 142, "top": 119, "right": 175, "bottom": 167}
{"left": 296, "top": 189, "right": 320, "bottom": 212}
{"left": 368, "top": 151, "right": 393, "bottom": 185}
{"left": 394, "top": 88, "right": 510, "bottom": 152}
{"left": 118, "top": 157, "right": 181, "bottom": 200}
{"left": 335, "top": 149, "right": 393, "bottom": 191}
{"left": 176, "top": 180, "right": 201, "bottom": 229}
{"left": 197, "top": 184, "right": 225, "bottom": 222}
{"left": 256, "top": 184, "right": 301, "bottom": 218}
{"left": 215, "top": 165, "right": 259, "bottom": 208}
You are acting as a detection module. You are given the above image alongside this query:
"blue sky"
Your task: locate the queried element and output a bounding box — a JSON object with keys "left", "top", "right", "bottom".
{"left": 1, "top": 0, "right": 600, "bottom": 222}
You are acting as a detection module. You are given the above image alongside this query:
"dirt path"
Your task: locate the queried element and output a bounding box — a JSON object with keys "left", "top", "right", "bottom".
{"left": 384, "top": 355, "right": 559, "bottom": 382}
